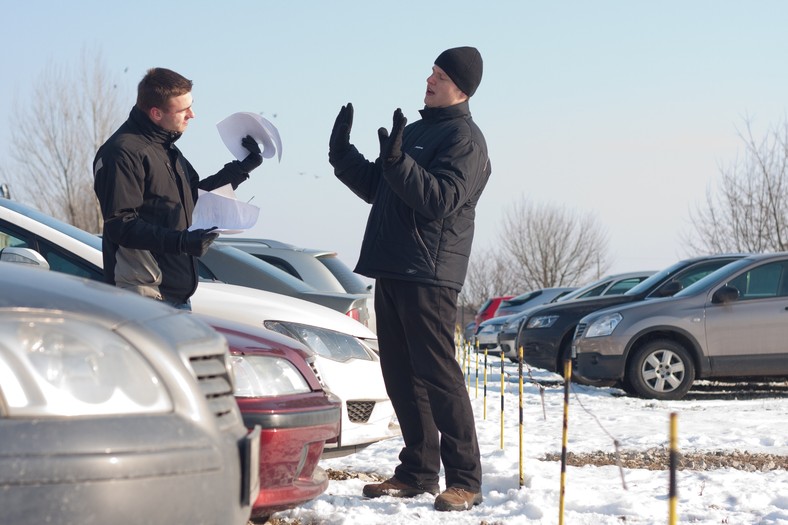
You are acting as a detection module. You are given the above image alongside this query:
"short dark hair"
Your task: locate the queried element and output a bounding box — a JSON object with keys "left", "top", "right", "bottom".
{"left": 136, "top": 68, "right": 193, "bottom": 112}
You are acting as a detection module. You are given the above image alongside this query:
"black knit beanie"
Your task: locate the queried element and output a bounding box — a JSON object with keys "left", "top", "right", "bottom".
{"left": 434, "top": 46, "right": 483, "bottom": 97}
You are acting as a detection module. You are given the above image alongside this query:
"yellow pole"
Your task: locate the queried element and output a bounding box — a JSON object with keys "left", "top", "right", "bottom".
{"left": 559, "top": 358, "right": 571, "bottom": 525}
{"left": 483, "top": 347, "right": 488, "bottom": 420}
{"left": 500, "top": 351, "right": 505, "bottom": 449}
{"left": 669, "top": 412, "right": 678, "bottom": 525}
{"left": 475, "top": 339, "right": 479, "bottom": 399}
{"left": 519, "top": 345, "right": 524, "bottom": 487}
{"left": 466, "top": 341, "right": 471, "bottom": 390}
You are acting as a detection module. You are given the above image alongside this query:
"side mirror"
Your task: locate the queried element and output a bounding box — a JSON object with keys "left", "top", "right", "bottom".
{"left": 655, "top": 280, "right": 683, "bottom": 297}
{"left": 0, "top": 247, "right": 50, "bottom": 269}
{"left": 712, "top": 285, "right": 740, "bottom": 304}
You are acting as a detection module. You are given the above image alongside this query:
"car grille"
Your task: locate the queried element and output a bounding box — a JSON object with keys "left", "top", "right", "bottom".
{"left": 574, "top": 323, "right": 587, "bottom": 339}
{"left": 189, "top": 354, "right": 239, "bottom": 430}
{"left": 347, "top": 401, "right": 376, "bottom": 423}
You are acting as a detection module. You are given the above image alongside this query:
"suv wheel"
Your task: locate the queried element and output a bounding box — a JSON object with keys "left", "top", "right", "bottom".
{"left": 626, "top": 339, "right": 695, "bottom": 400}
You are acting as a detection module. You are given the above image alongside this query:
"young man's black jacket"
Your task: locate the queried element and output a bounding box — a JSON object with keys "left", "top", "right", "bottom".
{"left": 331, "top": 101, "right": 491, "bottom": 291}
{"left": 94, "top": 106, "right": 249, "bottom": 303}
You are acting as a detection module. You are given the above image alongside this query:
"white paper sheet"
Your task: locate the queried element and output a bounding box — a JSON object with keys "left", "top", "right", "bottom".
{"left": 190, "top": 184, "right": 260, "bottom": 234}
{"left": 216, "top": 112, "right": 282, "bottom": 163}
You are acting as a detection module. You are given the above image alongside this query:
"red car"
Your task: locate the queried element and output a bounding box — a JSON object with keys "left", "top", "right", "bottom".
{"left": 200, "top": 315, "right": 341, "bottom": 523}
{"left": 473, "top": 295, "right": 513, "bottom": 334}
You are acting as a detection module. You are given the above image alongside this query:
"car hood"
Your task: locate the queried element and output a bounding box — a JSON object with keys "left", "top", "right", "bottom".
{"left": 0, "top": 263, "right": 178, "bottom": 327}
{"left": 193, "top": 281, "right": 377, "bottom": 340}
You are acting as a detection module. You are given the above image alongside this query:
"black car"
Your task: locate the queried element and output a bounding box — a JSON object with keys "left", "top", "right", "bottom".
{"left": 516, "top": 254, "right": 746, "bottom": 377}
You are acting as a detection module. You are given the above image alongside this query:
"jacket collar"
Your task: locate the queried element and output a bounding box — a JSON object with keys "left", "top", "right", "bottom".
{"left": 418, "top": 100, "right": 470, "bottom": 121}
{"left": 129, "top": 106, "right": 182, "bottom": 147}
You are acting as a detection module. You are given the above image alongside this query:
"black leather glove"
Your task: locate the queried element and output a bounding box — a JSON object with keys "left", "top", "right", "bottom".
{"left": 377, "top": 108, "right": 406, "bottom": 166}
{"left": 329, "top": 103, "right": 353, "bottom": 163}
{"left": 239, "top": 135, "right": 263, "bottom": 173}
{"left": 180, "top": 227, "right": 219, "bottom": 257}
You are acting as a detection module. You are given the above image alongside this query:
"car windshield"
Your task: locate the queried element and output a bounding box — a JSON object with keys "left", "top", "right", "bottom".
{"left": 502, "top": 290, "right": 541, "bottom": 306}
{"left": 558, "top": 278, "right": 612, "bottom": 301}
{"left": 673, "top": 258, "right": 752, "bottom": 297}
{"left": 623, "top": 261, "right": 688, "bottom": 296}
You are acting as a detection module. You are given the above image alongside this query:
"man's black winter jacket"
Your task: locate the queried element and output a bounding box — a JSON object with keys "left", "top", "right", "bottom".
{"left": 332, "top": 101, "right": 491, "bottom": 291}
{"left": 94, "top": 106, "right": 248, "bottom": 303}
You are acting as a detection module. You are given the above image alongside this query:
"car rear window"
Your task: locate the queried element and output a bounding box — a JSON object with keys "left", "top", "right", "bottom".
{"left": 318, "top": 255, "right": 370, "bottom": 294}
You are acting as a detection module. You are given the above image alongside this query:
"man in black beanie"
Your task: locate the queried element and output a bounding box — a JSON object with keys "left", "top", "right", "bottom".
{"left": 328, "top": 46, "right": 490, "bottom": 512}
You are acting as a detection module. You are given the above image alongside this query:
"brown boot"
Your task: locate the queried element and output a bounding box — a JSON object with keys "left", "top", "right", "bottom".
{"left": 433, "top": 487, "right": 483, "bottom": 511}
{"left": 362, "top": 476, "right": 439, "bottom": 498}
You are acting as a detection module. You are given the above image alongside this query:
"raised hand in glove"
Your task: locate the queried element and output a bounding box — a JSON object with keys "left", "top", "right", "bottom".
{"left": 239, "top": 135, "right": 263, "bottom": 173}
{"left": 329, "top": 103, "right": 353, "bottom": 163}
{"left": 180, "top": 227, "right": 219, "bottom": 257}
{"left": 377, "top": 108, "right": 407, "bottom": 166}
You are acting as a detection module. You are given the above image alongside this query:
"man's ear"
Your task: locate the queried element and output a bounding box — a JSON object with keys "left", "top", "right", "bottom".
{"left": 149, "top": 107, "right": 163, "bottom": 123}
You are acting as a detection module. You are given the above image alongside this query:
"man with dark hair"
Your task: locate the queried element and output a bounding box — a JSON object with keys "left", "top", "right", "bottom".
{"left": 328, "top": 46, "right": 491, "bottom": 512}
{"left": 94, "top": 67, "right": 262, "bottom": 309}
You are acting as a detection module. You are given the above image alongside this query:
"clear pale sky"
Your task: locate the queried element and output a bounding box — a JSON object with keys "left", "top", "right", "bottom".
{"left": 3, "top": 1, "right": 788, "bottom": 280}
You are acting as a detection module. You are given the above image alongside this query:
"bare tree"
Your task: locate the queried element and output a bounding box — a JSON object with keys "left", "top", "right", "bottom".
{"left": 5, "top": 48, "right": 127, "bottom": 233}
{"left": 459, "top": 246, "right": 519, "bottom": 310}
{"left": 686, "top": 118, "right": 788, "bottom": 253}
{"left": 499, "top": 197, "right": 610, "bottom": 290}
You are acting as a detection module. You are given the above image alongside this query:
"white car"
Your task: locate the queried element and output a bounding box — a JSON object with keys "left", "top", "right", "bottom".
{"left": 0, "top": 197, "right": 397, "bottom": 455}
{"left": 192, "top": 282, "right": 394, "bottom": 454}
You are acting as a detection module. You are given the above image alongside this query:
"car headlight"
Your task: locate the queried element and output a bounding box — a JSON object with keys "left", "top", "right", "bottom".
{"left": 526, "top": 315, "right": 559, "bottom": 329}
{"left": 264, "top": 321, "right": 374, "bottom": 362}
{"left": 0, "top": 313, "right": 172, "bottom": 417}
{"left": 231, "top": 355, "right": 311, "bottom": 397}
{"left": 584, "top": 313, "right": 622, "bottom": 338}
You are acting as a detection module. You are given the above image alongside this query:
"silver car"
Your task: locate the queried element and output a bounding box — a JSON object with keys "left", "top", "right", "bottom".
{"left": 200, "top": 243, "right": 371, "bottom": 327}
{"left": 216, "top": 237, "right": 375, "bottom": 331}
{"left": 0, "top": 261, "right": 259, "bottom": 525}
{"left": 573, "top": 253, "right": 788, "bottom": 400}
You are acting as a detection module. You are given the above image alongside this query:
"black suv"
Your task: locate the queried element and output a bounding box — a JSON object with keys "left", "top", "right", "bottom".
{"left": 516, "top": 254, "right": 746, "bottom": 377}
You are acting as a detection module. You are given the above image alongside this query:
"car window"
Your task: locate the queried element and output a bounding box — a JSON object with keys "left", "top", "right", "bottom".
{"left": 0, "top": 219, "right": 101, "bottom": 280}
{"left": 650, "top": 259, "right": 736, "bottom": 297}
{"left": 38, "top": 238, "right": 102, "bottom": 280}
{"left": 318, "top": 255, "right": 370, "bottom": 294}
{"left": 503, "top": 291, "right": 541, "bottom": 306}
{"left": 0, "top": 222, "right": 29, "bottom": 249}
{"left": 606, "top": 277, "right": 647, "bottom": 295}
{"left": 577, "top": 282, "right": 609, "bottom": 298}
{"left": 727, "top": 261, "right": 788, "bottom": 300}
{"left": 197, "top": 260, "right": 220, "bottom": 281}
{"left": 254, "top": 254, "right": 301, "bottom": 279}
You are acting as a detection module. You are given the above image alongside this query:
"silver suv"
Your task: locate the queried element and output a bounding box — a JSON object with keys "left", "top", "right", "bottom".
{"left": 573, "top": 252, "right": 788, "bottom": 400}
{"left": 0, "top": 261, "right": 259, "bottom": 525}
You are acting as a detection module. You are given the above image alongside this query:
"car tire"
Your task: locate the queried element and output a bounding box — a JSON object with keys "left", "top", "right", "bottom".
{"left": 626, "top": 339, "right": 695, "bottom": 400}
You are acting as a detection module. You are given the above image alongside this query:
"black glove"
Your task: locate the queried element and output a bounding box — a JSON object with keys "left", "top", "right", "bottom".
{"left": 377, "top": 108, "right": 407, "bottom": 166}
{"left": 180, "top": 227, "right": 219, "bottom": 257}
{"left": 329, "top": 103, "right": 353, "bottom": 163}
{"left": 239, "top": 135, "right": 263, "bottom": 173}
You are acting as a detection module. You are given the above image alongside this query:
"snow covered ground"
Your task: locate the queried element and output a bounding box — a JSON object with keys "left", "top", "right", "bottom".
{"left": 271, "top": 356, "right": 788, "bottom": 525}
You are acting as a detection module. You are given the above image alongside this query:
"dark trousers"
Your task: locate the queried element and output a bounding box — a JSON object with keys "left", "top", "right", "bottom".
{"left": 375, "top": 278, "right": 482, "bottom": 492}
